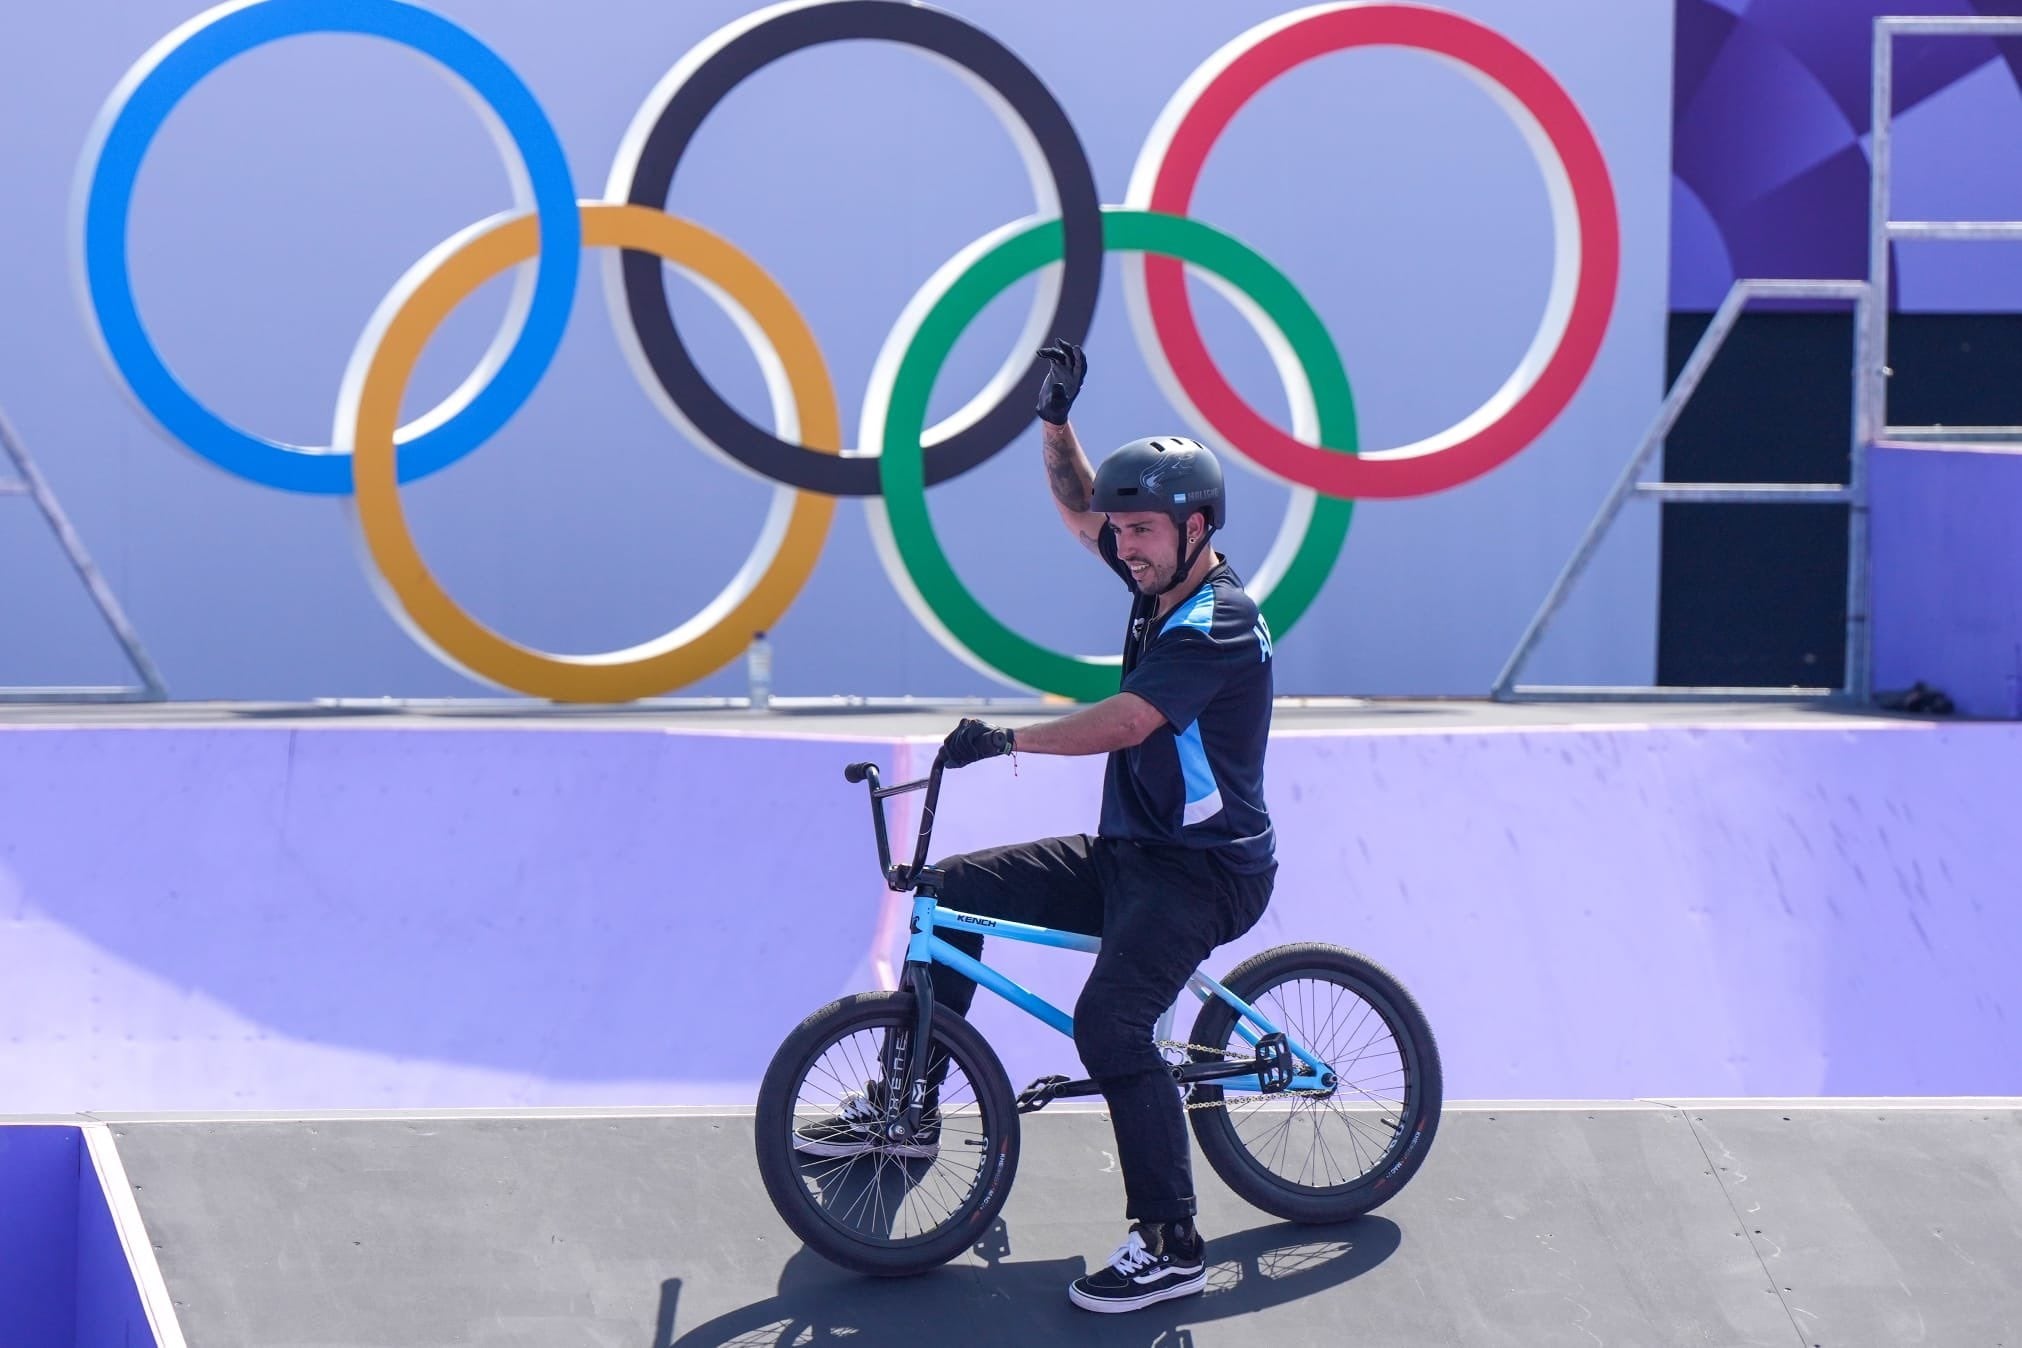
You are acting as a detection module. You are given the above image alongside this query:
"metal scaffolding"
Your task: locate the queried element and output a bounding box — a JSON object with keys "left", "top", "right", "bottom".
{"left": 1493, "top": 279, "right": 1872, "bottom": 704}
{"left": 1866, "top": 15, "right": 2022, "bottom": 450}
{"left": 1494, "top": 14, "right": 2022, "bottom": 705}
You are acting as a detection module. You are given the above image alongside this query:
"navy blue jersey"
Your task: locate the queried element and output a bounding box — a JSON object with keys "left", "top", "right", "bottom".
{"left": 1095, "top": 542, "right": 1276, "bottom": 873}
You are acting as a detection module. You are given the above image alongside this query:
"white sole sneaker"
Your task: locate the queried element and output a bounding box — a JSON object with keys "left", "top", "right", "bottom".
{"left": 792, "top": 1134, "right": 941, "bottom": 1160}
{"left": 792, "top": 1135, "right": 877, "bottom": 1158}
{"left": 1067, "top": 1267, "right": 1207, "bottom": 1313}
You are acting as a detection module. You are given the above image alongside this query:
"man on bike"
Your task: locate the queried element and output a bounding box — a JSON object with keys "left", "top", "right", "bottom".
{"left": 918, "top": 339, "right": 1277, "bottom": 1312}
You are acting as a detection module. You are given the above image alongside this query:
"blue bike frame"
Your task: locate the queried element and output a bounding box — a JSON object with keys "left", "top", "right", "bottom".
{"left": 842, "top": 753, "right": 1332, "bottom": 1102}
{"left": 915, "top": 897, "right": 1332, "bottom": 1095}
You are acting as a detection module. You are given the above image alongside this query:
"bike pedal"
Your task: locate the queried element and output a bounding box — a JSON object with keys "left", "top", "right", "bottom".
{"left": 1016, "top": 1074, "right": 1070, "bottom": 1113}
{"left": 1255, "top": 1032, "right": 1294, "bottom": 1093}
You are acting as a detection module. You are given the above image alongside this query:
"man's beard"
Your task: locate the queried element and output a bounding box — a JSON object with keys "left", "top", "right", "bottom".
{"left": 1127, "top": 562, "right": 1172, "bottom": 597}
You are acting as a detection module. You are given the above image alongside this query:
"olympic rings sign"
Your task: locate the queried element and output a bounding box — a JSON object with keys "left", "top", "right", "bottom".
{"left": 76, "top": 0, "right": 1618, "bottom": 704}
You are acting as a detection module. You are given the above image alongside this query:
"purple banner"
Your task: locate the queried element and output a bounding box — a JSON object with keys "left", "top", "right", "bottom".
{"left": 1674, "top": 0, "right": 2022, "bottom": 309}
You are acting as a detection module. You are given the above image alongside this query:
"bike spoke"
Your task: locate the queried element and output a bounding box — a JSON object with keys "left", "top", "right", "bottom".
{"left": 1216, "top": 970, "right": 1415, "bottom": 1193}
{"left": 788, "top": 1014, "right": 1000, "bottom": 1247}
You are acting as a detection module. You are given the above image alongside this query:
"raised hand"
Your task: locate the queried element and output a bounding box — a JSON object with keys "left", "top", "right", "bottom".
{"left": 1035, "top": 339, "right": 1086, "bottom": 426}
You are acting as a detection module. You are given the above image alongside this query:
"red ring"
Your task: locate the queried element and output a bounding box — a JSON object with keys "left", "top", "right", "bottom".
{"left": 1138, "top": 4, "right": 1619, "bottom": 499}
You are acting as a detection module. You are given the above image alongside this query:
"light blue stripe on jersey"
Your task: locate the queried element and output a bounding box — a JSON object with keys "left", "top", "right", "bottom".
{"left": 1176, "top": 718, "right": 1223, "bottom": 826}
{"left": 1162, "top": 584, "right": 1215, "bottom": 635}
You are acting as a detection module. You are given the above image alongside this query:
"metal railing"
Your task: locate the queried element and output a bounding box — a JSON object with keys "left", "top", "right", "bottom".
{"left": 0, "top": 402, "right": 165, "bottom": 702}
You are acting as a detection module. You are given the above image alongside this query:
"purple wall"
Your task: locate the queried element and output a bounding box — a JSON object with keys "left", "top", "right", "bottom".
{"left": 1872, "top": 443, "right": 2022, "bottom": 716}
{"left": 73, "top": 1135, "right": 160, "bottom": 1348}
{"left": 3, "top": 719, "right": 2017, "bottom": 1109}
{"left": 0, "top": 1126, "right": 79, "bottom": 1345}
{"left": 0, "top": 1124, "right": 159, "bottom": 1347}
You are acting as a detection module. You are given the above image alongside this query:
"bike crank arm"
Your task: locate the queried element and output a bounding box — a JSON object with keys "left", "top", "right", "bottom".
{"left": 1019, "top": 1033, "right": 1335, "bottom": 1114}
{"left": 1171, "top": 1033, "right": 1332, "bottom": 1095}
{"left": 1015, "top": 1074, "right": 1103, "bottom": 1113}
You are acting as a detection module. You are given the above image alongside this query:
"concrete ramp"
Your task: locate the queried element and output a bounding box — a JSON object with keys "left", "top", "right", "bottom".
{"left": 101, "top": 1103, "right": 2022, "bottom": 1347}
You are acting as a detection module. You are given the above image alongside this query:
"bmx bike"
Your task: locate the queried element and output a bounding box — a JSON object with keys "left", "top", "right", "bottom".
{"left": 754, "top": 754, "right": 1442, "bottom": 1276}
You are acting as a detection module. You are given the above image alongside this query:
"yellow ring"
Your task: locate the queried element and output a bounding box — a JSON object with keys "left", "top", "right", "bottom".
{"left": 346, "top": 202, "right": 838, "bottom": 702}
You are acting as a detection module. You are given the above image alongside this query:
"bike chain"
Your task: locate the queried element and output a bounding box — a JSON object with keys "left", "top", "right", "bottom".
{"left": 1155, "top": 1039, "right": 1336, "bottom": 1112}
{"left": 841, "top": 1040, "right": 1336, "bottom": 1118}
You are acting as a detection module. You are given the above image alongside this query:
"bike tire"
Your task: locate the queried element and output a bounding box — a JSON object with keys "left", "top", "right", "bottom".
{"left": 1187, "top": 942, "right": 1442, "bottom": 1224}
{"left": 754, "top": 990, "right": 1020, "bottom": 1276}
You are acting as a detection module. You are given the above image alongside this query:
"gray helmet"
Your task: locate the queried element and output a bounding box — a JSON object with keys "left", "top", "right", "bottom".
{"left": 1090, "top": 436, "right": 1225, "bottom": 530}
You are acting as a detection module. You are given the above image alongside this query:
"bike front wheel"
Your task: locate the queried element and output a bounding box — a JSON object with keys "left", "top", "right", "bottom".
{"left": 1187, "top": 942, "right": 1442, "bottom": 1224}
{"left": 754, "top": 990, "right": 1020, "bottom": 1276}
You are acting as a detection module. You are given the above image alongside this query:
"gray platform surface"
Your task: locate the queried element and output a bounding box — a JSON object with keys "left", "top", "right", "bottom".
{"left": 106, "top": 1102, "right": 2022, "bottom": 1348}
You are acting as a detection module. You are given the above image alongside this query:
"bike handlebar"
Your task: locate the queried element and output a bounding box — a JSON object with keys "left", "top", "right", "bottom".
{"left": 844, "top": 753, "right": 948, "bottom": 891}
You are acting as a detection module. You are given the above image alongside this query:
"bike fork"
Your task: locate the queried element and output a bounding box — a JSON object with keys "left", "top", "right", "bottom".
{"left": 882, "top": 959, "right": 937, "bottom": 1145}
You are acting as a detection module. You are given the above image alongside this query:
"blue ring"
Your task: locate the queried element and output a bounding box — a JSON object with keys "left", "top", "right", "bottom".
{"left": 78, "top": 0, "right": 580, "bottom": 495}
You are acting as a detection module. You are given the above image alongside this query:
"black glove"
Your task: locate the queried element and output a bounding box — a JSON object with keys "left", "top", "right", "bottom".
{"left": 941, "top": 717, "right": 1016, "bottom": 768}
{"left": 1035, "top": 339, "right": 1086, "bottom": 425}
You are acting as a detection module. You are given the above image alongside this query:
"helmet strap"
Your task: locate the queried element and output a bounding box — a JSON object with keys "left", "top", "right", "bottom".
{"left": 1154, "top": 519, "right": 1216, "bottom": 598}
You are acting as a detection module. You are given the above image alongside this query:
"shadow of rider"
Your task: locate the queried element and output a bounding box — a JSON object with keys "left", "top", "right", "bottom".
{"left": 657, "top": 1212, "right": 1402, "bottom": 1347}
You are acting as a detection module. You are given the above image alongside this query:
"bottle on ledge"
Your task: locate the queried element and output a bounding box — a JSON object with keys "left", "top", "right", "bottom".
{"left": 748, "top": 630, "right": 772, "bottom": 711}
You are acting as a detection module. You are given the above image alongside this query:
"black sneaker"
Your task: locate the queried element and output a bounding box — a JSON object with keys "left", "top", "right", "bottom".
{"left": 1067, "top": 1221, "right": 1207, "bottom": 1313}
{"left": 791, "top": 1082, "right": 941, "bottom": 1159}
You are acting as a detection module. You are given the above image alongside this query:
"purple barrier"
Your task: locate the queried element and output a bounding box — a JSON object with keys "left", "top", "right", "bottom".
{"left": 3, "top": 719, "right": 2018, "bottom": 1108}
{"left": 0, "top": 1124, "right": 159, "bottom": 1346}
{"left": 0, "top": 728, "right": 896, "bottom": 1111}
{"left": 919, "top": 723, "right": 2022, "bottom": 1101}
{"left": 1872, "top": 444, "right": 2022, "bottom": 717}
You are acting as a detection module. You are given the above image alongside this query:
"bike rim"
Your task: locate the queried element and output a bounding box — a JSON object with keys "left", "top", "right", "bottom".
{"left": 790, "top": 1018, "right": 997, "bottom": 1248}
{"left": 1209, "top": 970, "right": 1421, "bottom": 1194}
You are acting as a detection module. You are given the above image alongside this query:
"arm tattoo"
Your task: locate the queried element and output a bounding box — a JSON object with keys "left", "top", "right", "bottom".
{"left": 1042, "top": 421, "right": 1094, "bottom": 512}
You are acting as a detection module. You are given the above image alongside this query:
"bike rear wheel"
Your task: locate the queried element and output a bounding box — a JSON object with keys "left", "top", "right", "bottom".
{"left": 1187, "top": 942, "right": 1441, "bottom": 1223}
{"left": 754, "top": 990, "right": 1019, "bottom": 1276}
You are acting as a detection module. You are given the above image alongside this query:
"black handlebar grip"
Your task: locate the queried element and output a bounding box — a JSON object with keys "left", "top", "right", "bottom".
{"left": 843, "top": 762, "right": 874, "bottom": 784}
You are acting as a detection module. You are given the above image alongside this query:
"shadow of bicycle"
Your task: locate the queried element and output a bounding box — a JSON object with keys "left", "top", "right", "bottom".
{"left": 654, "top": 1213, "right": 1402, "bottom": 1347}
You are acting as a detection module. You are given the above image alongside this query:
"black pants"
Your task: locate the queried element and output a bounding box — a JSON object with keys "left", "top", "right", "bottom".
{"left": 926, "top": 834, "right": 1273, "bottom": 1223}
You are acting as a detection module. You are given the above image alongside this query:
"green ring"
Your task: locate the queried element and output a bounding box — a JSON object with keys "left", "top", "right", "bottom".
{"left": 875, "top": 208, "right": 1358, "bottom": 701}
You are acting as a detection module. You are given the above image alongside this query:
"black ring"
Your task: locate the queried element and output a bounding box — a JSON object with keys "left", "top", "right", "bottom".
{"left": 615, "top": 0, "right": 1102, "bottom": 497}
